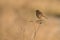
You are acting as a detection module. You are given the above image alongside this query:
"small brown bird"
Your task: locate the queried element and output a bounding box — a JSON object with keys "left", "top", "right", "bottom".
{"left": 36, "top": 10, "right": 47, "bottom": 19}
{"left": 36, "top": 10, "right": 47, "bottom": 24}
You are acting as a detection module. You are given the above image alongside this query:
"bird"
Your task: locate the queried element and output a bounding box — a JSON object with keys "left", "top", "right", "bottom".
{"left": 36, "top": 10, "right": 42, "bottom": 19}
{"left": 35, "top": 10, "right": 48, "bottom": 24}
{"left": 36, "top": 10, "right": 47, "bottom": 19}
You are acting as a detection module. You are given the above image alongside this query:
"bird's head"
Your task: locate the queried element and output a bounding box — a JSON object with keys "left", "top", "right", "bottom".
{"left": 36, "top": 10, "right": 40, "bottom": 12}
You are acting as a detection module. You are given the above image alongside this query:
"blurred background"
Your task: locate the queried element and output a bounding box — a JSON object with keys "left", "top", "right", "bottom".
{"left": 0, "top": 0, "right": 60, "bottom": 40}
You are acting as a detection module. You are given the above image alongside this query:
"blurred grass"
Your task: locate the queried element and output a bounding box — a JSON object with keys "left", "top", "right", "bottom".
{"left": 0, "top": 0, "right": 60, "bottom": 40}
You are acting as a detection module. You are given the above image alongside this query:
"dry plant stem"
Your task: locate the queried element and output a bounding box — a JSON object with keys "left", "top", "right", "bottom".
{"left": 32, "top": 23, "right": 41, "bottom": 40}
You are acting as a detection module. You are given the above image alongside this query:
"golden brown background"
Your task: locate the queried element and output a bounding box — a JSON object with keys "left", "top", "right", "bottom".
{"left": 0, "top": 0, "right": 60, "bottom": 40}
